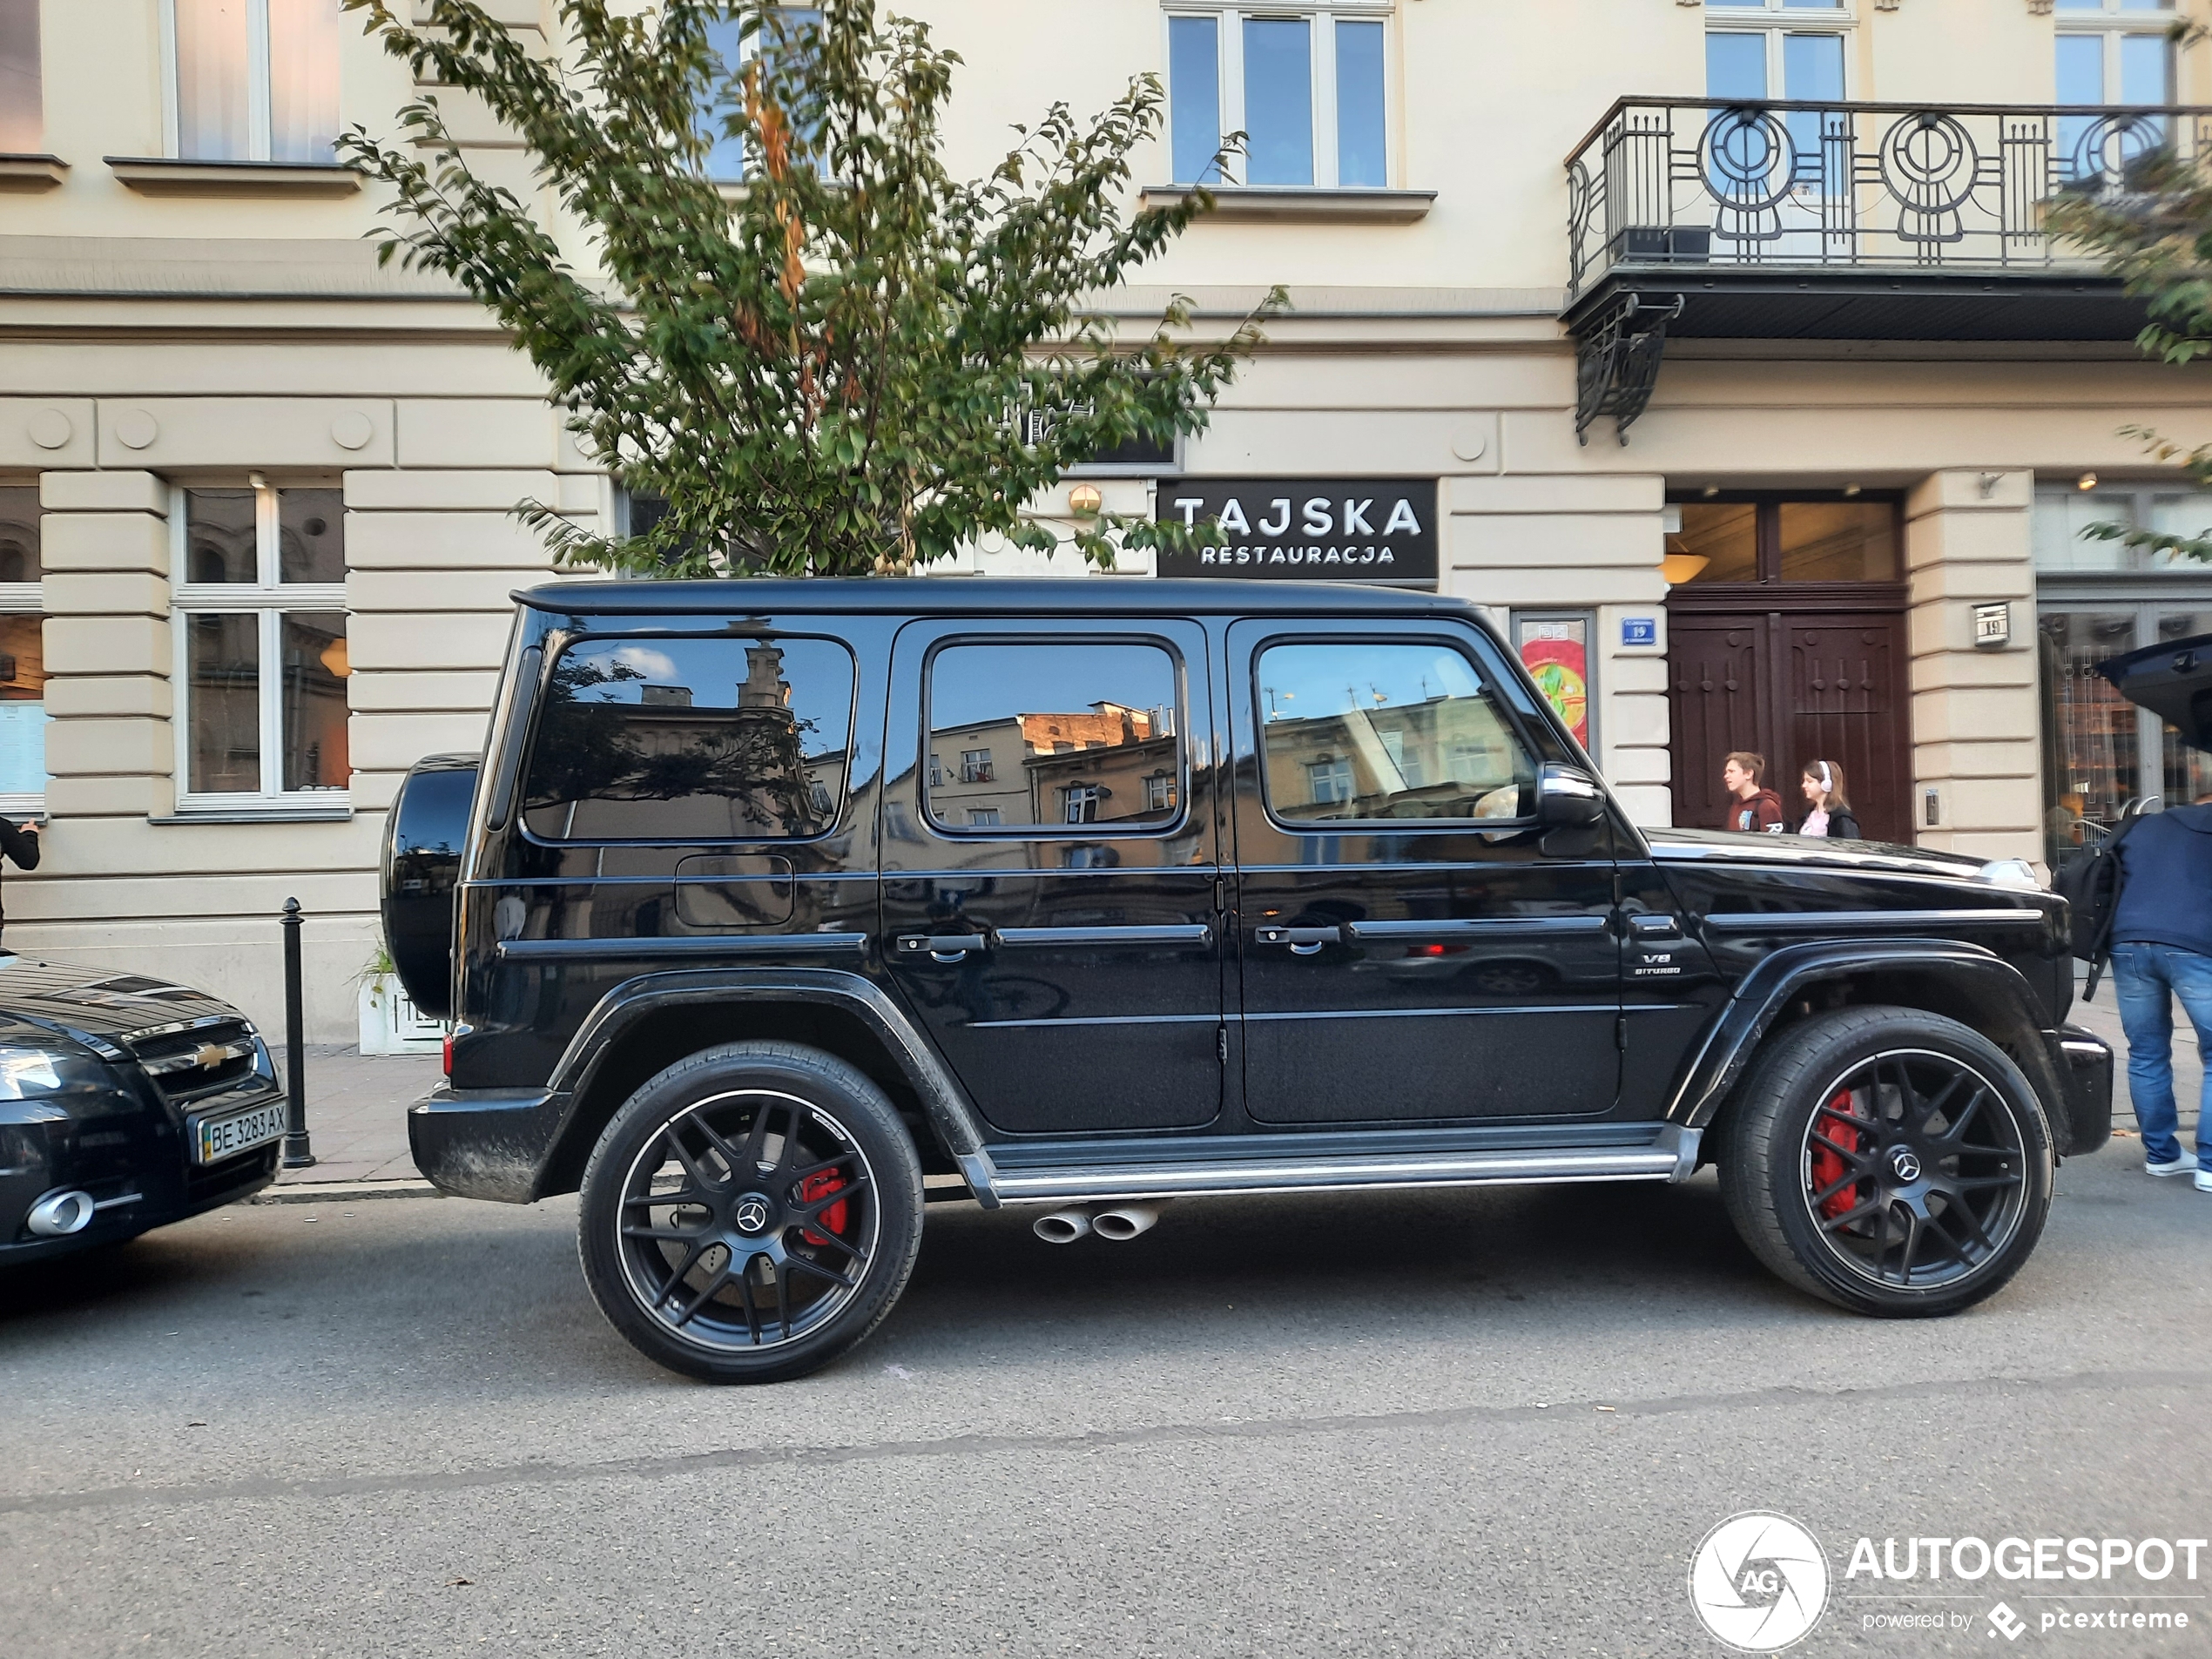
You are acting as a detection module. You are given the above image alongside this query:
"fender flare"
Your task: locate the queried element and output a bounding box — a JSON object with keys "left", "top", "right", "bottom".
{"left": 1663, "top": 939, "right": 2074, "bottom": 1148}
{"left": 540, "top": 966, "right": 1004, "bottom": 1207}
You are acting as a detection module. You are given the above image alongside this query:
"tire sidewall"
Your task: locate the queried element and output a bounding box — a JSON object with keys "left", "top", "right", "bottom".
{"left": 577, "top": 1042, "right": 924, "bottom": 1383}
{"left": 1735, "top": 1009, "right": 2054, "bottom": 1317}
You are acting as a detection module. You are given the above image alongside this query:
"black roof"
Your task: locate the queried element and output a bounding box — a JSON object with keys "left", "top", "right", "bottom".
{"left": 512, "top": 577, "right": 1466, "bottom": 618}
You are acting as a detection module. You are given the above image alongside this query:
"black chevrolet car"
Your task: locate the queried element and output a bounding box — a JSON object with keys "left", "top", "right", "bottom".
{"left": 384, "top": 579, "right": 2114, "bottom": 1382}
{"left": 0, "top": 959, "right": 283, "bottom": 1262}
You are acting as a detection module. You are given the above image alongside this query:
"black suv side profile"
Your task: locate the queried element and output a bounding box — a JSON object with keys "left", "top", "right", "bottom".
{"left": 383, "top": 579, "right": 2113, "bottom": 1382}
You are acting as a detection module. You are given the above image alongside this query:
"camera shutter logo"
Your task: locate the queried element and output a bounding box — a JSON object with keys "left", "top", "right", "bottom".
{"left": 1689, "top": 1512, "right": 1831, "bottom": 1652}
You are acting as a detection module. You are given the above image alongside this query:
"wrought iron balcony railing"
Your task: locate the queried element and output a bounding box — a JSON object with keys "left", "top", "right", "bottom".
{"left": 1567, "top": 96, "right": 2212, "bottom": 293}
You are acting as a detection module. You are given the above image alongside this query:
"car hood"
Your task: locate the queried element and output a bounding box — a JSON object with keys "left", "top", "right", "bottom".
{"left": 0, "top": 954, "right": 250, "bottom": 1046}
{"left": 1644, "top": 826, "right": 1994, "bottom": 883}
{"left": 2098, "top": 631, "right": 2212, "bottom": 755}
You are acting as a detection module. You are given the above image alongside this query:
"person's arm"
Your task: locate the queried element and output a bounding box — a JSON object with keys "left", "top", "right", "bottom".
{"left": 1757, "top": 793, "right": 1785, "bottom": 832}
{"left": 1832, "top": 807, "right": 1861, "bottom": 840}
{"left": 0, "top": 816, "right": 39, "bottom": 871}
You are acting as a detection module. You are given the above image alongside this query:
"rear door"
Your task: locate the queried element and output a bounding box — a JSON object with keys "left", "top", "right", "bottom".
{"left": 879, "top": 617, "right": 1224, "bottom": 1136}
{"left": 1227, "top": 620, "right": 1622, "bottom": 1124}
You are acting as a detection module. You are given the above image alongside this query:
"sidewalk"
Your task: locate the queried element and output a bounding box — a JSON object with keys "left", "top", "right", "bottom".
{"left": 272, "top": 1044, "right": 441, "bottom": 1185}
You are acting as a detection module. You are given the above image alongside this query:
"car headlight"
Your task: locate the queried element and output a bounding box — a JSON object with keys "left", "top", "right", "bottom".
{"left": 1976, "top": 858, "right": 2044, "bottom": 893}
{"left": 0, "top": 1045, "right": 64, "bottom": 1099}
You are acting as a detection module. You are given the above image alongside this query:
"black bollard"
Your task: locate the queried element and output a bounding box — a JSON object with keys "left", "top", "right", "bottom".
{"left": 279, "top": 897, "right": 316, "bottom": 1170}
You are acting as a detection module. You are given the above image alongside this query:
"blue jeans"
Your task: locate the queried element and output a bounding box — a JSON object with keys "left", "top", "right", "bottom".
{"left": 2110, "top": 942, "right": 2212, "bottom": 1166}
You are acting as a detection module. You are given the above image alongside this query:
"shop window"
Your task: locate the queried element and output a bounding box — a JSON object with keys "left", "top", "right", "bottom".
{"left": 1669, "top": 497, "right": 1898, "bottom": 585}
{"left": 0, "top": 487, "right": 46, "bottom": 814}
{"left": 169, "top": 0, "right": 341, "bottom": 164}
{"left": 0, "top": 0, "right": 40, "bottom": 152}
{"left": 1166, "top": 5, "right": 1392, "bottom": 189}
{"left": 521, "top": 635, "right": 855, "bottom": 841}
{"left": 1257, "top": 641, "right": 1534, "bottom": 825}
{"left": 2033, "top": 484, "right": 2212, "bottom": 575}
{"left": 172, "top": 483, "right": 348, "bottom": 811}
{"left": 926, "top": 641, "right": 1183, "bottom": 832}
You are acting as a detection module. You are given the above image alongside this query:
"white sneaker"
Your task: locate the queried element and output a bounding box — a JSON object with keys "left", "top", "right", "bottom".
{"left": 2148, "top": 1150, "right": 2199, "bottom": 1177}
{"left": 2197, "top": 1169, "right": 2212, "bottom": 1194}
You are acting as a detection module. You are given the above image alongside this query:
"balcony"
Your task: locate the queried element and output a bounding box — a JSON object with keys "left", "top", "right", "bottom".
{"left": 1563, "top": 98, "right": 2212, "bottom": 441}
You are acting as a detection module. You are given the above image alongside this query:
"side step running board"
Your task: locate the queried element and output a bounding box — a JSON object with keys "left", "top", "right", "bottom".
{"left": 954, "top": 1126, "right": 1701, "bottom": 1211}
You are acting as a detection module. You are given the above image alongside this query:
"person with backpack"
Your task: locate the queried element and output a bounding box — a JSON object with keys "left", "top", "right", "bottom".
{"left": 2106, "top": 795, "right": 2212, "bottom": 1185}
{"left": 1722, "top": 752, "right": 1784, "bottom": 833}
{"left": 1796, "top": 759, "right": 1862, "bottom": 839}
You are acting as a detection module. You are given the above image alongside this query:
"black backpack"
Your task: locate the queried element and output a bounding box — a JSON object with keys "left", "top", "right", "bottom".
{"left": 2053, "top": 799, "right": 2155, "bottom": 1000}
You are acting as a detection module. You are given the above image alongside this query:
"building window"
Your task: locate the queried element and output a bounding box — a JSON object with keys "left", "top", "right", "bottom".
{"left": 2056, "top": 0, "right": 2175, "bottom": 180}
{"left": 959, "top": 748, "right": 995, "bottom": 784}
{"left": 927, "top": 752, "right": 943, "bottom": 787}
{"left": 967, "top": 806, "right": 1000, "bottom": 827}
{"left": 1144, "top": 772, "right": 1176, "bottom": 812}
{"left": 1166, "top": 5, "right": 1392, "bottom": 189}
{"left": 172, "top": 483, "right": 349, "bottom": 811}
{"left": 167, "top": 0, "right": 341, "bottom": 164}
{"left": 1062, "top": 784, "right": 1105, "bottom": 823}
{"left": 0, "top": 488, "right": 46, "bottom": 813}
{"left": 0, "top": 0, "right": 41, "bottom": 153}
{"left": 698, "top": 5, "right": 826, "bottom": 182}
{"left": 1307, "top": 755, "right": 1352, "bottom": 804}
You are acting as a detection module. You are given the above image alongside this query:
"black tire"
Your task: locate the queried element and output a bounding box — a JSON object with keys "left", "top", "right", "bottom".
{"left": 1717, "top": 1007, "right": 2054, "bottom": 1318}
{"left": 577, "top": 1041, "right": 924, "bottom": 1383}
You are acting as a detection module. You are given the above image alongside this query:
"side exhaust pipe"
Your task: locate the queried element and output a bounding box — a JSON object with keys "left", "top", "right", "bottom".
{"left": 1031, "top": 1206, "right": 1093, "bottom": 1244}
{"left": 1090, "top": 1203, "right": 1161, "bottom": 1242}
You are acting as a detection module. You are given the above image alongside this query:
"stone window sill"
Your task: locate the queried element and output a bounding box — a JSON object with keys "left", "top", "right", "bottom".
{"left": 105, "top": 157, "right": 364, "bottom": 198}
{"left": 152, "top": 802, "right": 354, "bottom": 826}
{"left": 1139, "top": 185, "right": 1434, "bottom": 224}
{"left": 0, "top": 154, "right": 68, "bottom": 192}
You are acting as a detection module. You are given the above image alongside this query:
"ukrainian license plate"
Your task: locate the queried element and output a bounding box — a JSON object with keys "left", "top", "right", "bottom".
{"left": 192, "top": 1101, "right": 286, "bottom": 1164}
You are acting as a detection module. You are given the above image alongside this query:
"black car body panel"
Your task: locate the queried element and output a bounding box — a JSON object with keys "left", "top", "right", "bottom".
{"left": 394, "top": 577, "right": 2112, "bottom": 1207}
{"left": 0, "top": 957, "right": 283, "bottom": 1262}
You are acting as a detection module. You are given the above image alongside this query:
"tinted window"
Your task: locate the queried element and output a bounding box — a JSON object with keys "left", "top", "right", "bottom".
{"left": 1257, "top": 641, "right": 1535, "bottom": 825}
{"left": 523, "top": 636, "right": 853, "bottom": 840}
{"left": 927, "top": 642, "right": 1182, "bottom": 832}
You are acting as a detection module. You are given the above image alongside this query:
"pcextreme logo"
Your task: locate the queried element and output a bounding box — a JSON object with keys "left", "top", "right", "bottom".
{"left": 1689, "top": 1512, "right": 1831, "bottom": 1652}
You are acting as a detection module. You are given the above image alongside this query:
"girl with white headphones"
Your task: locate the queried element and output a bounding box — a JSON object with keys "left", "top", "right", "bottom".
{"left": 1798, "top": 759, "right": 1863, "bottom": 840}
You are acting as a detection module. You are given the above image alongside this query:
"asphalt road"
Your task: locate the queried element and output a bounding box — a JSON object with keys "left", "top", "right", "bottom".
{"left": 4, "top": 1135, "right": 2209, "bottom": 1659}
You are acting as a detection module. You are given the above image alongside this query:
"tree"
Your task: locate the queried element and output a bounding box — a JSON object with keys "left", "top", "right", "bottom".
{"left": 2047, "top": 31, "right": 2212, "bottom": 563}
{"left": 338, "top": 0, "right": 1277, "bottom": 577}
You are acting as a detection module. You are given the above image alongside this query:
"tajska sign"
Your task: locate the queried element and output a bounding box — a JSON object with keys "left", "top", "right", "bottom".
{"left": 1155, "top": 479, "right": 1438, "bottom": 585}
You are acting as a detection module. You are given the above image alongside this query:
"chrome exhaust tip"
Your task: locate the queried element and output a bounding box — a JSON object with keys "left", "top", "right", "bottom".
{"left": 1031, "top": 1206, "right": 1093, "bottom": 1244}
{"left": 1090, "top": 1203, "right": 1162, "bottom": 1242}
{"left": 26, "top": 1189, "right": 96, "bottom": 1238}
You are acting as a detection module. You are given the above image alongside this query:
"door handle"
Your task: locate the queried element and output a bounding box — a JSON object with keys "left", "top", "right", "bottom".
{"left": 895, "top": 932, "right": 989, "bottom": 962}
{"left": 1628, "top": 914, "right": 1685, "bottom": 941}
{"left": 1255, "top": 924, "right": 1341, "bottom": 955}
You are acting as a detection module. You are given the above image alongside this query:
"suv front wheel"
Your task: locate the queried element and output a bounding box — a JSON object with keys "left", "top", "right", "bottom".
{"left": 1718, "top": 1007, "right": 2054, "bottom": 1318}
{"left": 577, "top": 1042, "right": 925, "bottom": 1382}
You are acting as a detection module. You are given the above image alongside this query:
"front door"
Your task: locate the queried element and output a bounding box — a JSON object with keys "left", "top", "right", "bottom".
{"left": 879, "top": 617, "right": 1224, "bottom": 1136}
{"left": 1227, "top": 621, "right": 1622, "bottom": 1124}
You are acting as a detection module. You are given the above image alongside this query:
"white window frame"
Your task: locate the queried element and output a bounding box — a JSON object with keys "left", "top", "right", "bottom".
{"left": 169, "top": 481, "right": 350, "bottom": 818}
{"left": 0, "top": 482, "right": 45, "bottom": 818}
{"left": 1163, "top": 2, "right": 1396, "bottom": 191}
{"left": 161, "top": 0, "right": 341, "bottom": 162}
{"left": 1703, "top": 4, "right": 1856, "bottom": 103}
{"left": 2054, "top": 1, "right": 2177, "bottom": 105}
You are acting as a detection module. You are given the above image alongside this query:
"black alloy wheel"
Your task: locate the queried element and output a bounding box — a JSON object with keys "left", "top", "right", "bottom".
{"left": 577, "top": 1042, "right": 924, "bottom": 1383}
{"left": 1720, "top": 1008, "right": 2054, "bottom": 1318}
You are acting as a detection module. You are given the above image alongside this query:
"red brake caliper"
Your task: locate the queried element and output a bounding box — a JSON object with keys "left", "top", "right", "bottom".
{"left": 1811, "top": 1090, "right": 1861, "bottom": 1220}
{"left": 798, "top": 1169, "right": 848, "bottom": 1246}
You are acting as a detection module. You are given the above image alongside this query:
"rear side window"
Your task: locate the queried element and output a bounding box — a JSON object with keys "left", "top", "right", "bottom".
{"left": 926, "top": 641, "right": 1182, "bottom": 832}
{"left": 522, "top": 636, "right": 854, "bottom": 840}
{"left": 1256, "top": 640, "right": 1535, "bottom": 825}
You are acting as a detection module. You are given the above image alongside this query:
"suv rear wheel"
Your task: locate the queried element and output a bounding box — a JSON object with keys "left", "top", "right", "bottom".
{"left": 577, "top": 1042, "right": 924, "bottom": 1382}
{"left": 1718, "top": 1007, "right": 2054, "bottom": 1318}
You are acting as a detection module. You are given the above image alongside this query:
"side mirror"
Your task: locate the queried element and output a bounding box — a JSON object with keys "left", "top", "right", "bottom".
{"left": 1535, "top": 763, "right": 1608, "bottom": 828}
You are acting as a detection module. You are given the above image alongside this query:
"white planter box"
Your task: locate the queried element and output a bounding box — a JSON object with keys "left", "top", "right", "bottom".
{"left": 359, "top": 975, "right": 447, "bottom": 1055}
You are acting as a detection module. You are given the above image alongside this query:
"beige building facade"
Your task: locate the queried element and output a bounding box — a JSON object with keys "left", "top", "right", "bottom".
{"left": 2, "top": 0, "right": 2210, "bottom": 1036}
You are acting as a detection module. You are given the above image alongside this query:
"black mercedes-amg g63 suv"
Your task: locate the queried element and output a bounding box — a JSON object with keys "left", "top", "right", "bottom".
{"left": 382, "top": 578, "right": 2112, "bottom": 1382}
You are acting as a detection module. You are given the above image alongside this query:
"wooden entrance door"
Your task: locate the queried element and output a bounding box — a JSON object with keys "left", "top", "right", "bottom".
{"left": 1668, "top": 587, "right": 1912, "bottom": 845}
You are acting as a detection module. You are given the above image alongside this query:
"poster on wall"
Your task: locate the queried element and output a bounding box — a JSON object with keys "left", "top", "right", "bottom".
{"left": 1514, "top": 616, "right": 1592, "bottom": 749}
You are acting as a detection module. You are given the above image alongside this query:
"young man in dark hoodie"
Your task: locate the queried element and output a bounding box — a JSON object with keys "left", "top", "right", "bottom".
{"left": 2109, "top": 793, "right": 2212, "bottom": 1188}
{"left": 1722, "top": 752, "right": 1785, "bottom": 834}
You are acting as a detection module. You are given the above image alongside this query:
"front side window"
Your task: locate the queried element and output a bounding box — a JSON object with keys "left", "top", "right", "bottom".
{"left": 171, "top": 0, "right": 341, "bottom": 163}
{"left": 174, "top": 483, "right": 348, "bottom": 806}
{"left": 926, "top": 642, "right": 1184, "bottom": 833}
{"left": 1165, "top": 5, "right": 1391, "bottom": 188}
{"left": 0, "top": 0, "right": 40, "bottom": 152}
{"left": 522, "top": 635, "right": 854, "bottom": 841}
{"left": 0, "top": 487, "right": 47, "bottom": 813}
{"left": 1258, "top": 641, "right": 1535, "bottom": 825}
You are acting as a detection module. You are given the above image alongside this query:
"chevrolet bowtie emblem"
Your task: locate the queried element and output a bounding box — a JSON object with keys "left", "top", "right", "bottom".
{"left": 193, "top": 1042, "right": 227, "bottom": 1070}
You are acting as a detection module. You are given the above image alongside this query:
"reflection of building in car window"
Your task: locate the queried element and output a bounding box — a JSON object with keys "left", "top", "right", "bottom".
{"left": 1308, "top": 755, "right": 1352, "bottom": 803}
{"left": 928, "top": 700, "right": 1183, "bottom": 830}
